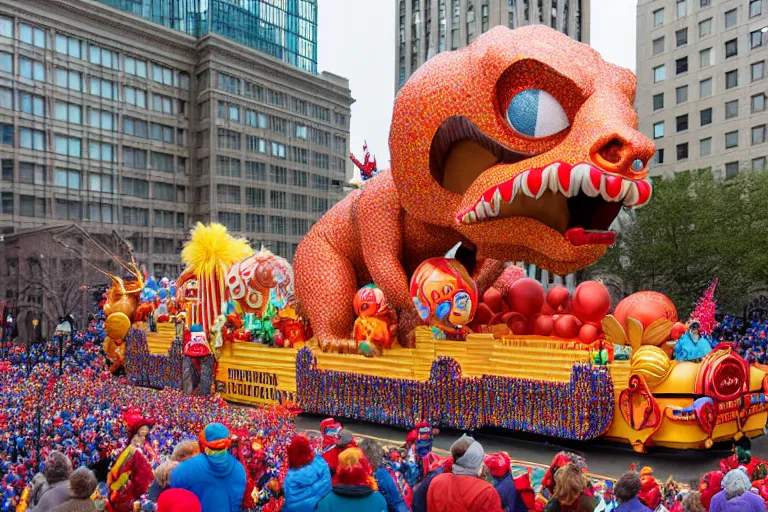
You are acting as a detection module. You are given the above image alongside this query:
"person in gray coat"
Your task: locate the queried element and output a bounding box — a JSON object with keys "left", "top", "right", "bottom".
{"left": 31, "top": 452, "right": 74, "bottom": 512}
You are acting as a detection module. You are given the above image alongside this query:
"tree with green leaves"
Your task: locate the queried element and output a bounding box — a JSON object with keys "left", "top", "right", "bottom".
{"left": 588, "top": 169, "right": 768, "bottom": 317}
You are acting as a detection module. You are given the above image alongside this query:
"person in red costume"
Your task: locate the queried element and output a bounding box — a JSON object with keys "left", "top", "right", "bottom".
{"left": 719, "top": 437, "right": 766, "bottom": 480}
{"left": 699, "top": 471, "right": 724, "bottom": 510}
{"left": 320, "top": 418, "right": 356, "bottom": 476}
{"left": 637, "top": 467, "right": 661, "bottom": 511}
{"left": 106, "top": 411, "right": 156, "bottom": 512}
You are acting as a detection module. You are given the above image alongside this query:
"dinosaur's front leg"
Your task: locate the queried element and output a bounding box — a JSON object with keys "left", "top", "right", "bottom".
{"left": 293, "top": 234, "right": 358, "bottom": 352}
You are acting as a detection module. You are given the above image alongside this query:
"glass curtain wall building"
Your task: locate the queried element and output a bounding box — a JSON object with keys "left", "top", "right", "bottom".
{"left": 96, "top": 0, "right": 318, "bottom": 73}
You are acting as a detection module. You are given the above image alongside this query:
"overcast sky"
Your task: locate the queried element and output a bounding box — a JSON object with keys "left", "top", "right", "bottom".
{"left": 317, "top": 0, "right": 638, "bottom": 172}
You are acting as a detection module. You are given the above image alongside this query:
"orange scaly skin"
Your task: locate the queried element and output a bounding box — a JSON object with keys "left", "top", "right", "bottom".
{"left": 294, "top": 26, "right": 655, "bottom": 348}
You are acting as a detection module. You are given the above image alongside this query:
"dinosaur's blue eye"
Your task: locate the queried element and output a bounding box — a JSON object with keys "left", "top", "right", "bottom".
{"left": 506, "top": 89, "right": 570, "bottom": 138}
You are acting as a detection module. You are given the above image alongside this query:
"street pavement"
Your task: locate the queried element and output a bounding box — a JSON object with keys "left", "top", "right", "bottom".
{"left": 295, "top": 414, "right": 768, "bottom": 484}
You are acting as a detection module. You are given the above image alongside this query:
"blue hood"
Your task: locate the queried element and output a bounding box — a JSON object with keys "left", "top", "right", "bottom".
{"left": 283, "top": 455, "right": 332, "bottom": 512}
{"left": 205, "top": 451, "right": 237, "bottom": 476}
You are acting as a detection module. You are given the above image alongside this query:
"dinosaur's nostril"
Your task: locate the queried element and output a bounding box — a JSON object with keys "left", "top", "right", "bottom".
{"left": 598, "top": 137, "right": 625, "bottom": 165}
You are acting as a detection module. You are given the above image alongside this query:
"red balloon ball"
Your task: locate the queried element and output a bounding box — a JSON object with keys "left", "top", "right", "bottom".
{"left": 571, "top": 281, "right": 611, "bottom": 323}
{"left": 554, "top": 314, "right": 582, "bottom": 339}
{"left": 578, "top": 324, "right": 599, "bottom": 344}
{"left": 670, "top": 322, "right": 687, "bottom": 341}
{"left": 533, "top": 315, "right": 554, "bottom": 336}
{"left": 506, "top": 278, "right": 545, "bottom": 318}
{"left": 546, "top": 286, "right": 571, "bottom": 310}
{"left": 482, "top": 287, "right": 504, "bottom": 313}
{"left": 506, "top": 312, "right": 529, "bottom": 335}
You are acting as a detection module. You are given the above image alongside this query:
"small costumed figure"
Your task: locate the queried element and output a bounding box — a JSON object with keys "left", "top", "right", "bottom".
{"left": 352, "top": 286, "right": 398, "bottom": 356}
{"left": 637, "top": 466, "right": 662, "bottom": 511}
{"left": 673, "top": 321, "right": 713, "bottom": 361}
{"left": 106, "top": 411, "right": 156, "bottom": 512}
{"left": 182, "top": 324, "right": 215, "bottom": 396}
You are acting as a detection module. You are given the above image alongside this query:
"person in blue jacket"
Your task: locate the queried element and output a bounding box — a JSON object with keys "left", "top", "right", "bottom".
{"left": 485, "top": 452, "right": 528, "bottom": 512}
{"left": 360, "top": 438, "right": 410, "bottom": 512}
{"left": 674, "top": 321, "right": 713, "bottom": 361}
{"left": 170, "top": 423, "right": 247, "bottom": 512}
{"left": 282, "top": 434, "right": 332, "bottom": 512}
{"left": 614, "top": 472, "right": 652, "bottom": 512}
{"left": 412, "top": 452, "right": 447, "bottom": 512}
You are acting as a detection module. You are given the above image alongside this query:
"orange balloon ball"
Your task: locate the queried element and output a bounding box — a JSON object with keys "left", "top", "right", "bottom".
{"left": 578, "top": 324, "right": 599, "bottom": 344}
{"left": 506, "top": 278, "right": 545, "bottom": 319}
{"left": 546, "top": 286, "right": 570, "bottom": 310}
{"left": 554, "top": 314, "right": 581, "bottom": 338}
{"left": 572, "top": 281, "right": 611, "bottom": 323}
{"left": 613, "top": 291, "right": 678, "bottom": 331}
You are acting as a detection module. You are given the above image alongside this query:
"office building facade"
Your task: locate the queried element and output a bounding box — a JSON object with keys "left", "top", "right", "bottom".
{"left": 396, "top": 0, "right": 591, "bottom": 90}
{"left": 0, "top": 0, "right": 353, "bottom": 279}
{"left": 636, "top": 0, "right": 767, "bottom": 178}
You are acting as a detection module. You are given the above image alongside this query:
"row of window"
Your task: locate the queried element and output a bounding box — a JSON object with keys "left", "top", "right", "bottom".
{"left": 653, "top": 62, "right": 764, "bottom": 91}
{"left": 209, "top": 100, "right": 344, "bottom": 151}
{"left": 653, "top": 127, "right": 767, "bottom": 163}
{"left": 0, "top": 16, "right": 190, "bottom": 88}
{"left": 0, "top": 125, "right": 186, "bottom": 172}
{"left": 212, "top": 71, "right": 348, "bottom": 128}
{"left": 652, "top": 94, "right": 767, "bottom": 138}
{"left": 652, "top": 154, "right": 766, "bottom": 179}
{"left": 652, "top": 1, "right": 762, "bottom": 28}
{"left": 652, "top": 30, "right": 764, "bottom": 61}
{"left": 196, "top": 131, "right": 343, "bottom": 173}
{"left": 217, "top": 210, "right": 324, "bottom": 233}
{"left": 214, "top": 183, "right": 336, "bottom": 211}
{"left": 0, "top": 89, "right": 186, "bottom": 141}
{"left": 0, "top": 194, "right": 184, "bottom": 226}
{"left": 0, "top": 56, "right": 186, "bottom": 114}
{"left": 207, "top": 156, "right": 341, "bottom": 191}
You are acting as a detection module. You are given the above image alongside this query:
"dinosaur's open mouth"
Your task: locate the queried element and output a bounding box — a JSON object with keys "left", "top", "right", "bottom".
{"left": 430, "top": 117, "right": 652, "bottom": 246}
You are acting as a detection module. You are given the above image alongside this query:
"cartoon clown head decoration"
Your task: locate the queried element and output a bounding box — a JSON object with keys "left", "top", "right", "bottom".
{"left": 353, "top": 286, "right": 389, "bottom": 318}
{"left": 183, "top": 324, "right": 211, "bottom": 357}
{"left": 410, "top": 257, "right": 478, "bottom": 332}
{"left": 226, "top": 248, "right": 294, "bottom": 316}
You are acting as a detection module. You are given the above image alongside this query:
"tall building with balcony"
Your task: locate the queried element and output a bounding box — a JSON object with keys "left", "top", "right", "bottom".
{"left": 636, "top": 0, "right": 767, "bottom": 178}
{"left": 0, "top": 0, "right": 353, "bottom": 283}
{"left": 395, "top": 0, "right": 591, "bottom": 91}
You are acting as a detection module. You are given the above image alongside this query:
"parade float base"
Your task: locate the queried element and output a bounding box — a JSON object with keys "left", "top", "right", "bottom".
{"left": 140, "top": 324, "right": 768, "bottom": 450}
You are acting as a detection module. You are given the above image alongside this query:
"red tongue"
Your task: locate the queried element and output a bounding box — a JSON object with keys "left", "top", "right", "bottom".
{"left": 565, "top": 228, "right": 616, "bottom": 246}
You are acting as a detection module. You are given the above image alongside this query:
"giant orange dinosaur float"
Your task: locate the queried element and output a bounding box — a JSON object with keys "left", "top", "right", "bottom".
{"left": 294, "top": 25, "right": 654, "bottom": 350}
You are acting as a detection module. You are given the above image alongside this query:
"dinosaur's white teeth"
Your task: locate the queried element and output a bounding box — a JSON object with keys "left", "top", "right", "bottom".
{"left": 623, "top": 182, "right": 639, "bottom": 207}
{"left": 579, "top": 165, "right": 601, "bottom": 198}
{"left": 490, "top": 188, "right": 501, "bottom": 216}
{"left": 566, "top": 165, "right": 582, "bottom": 197}
{"left": 546, "top": 163, "right": 560, "bottom": 193}
{"left": 519, "top": 170, "right": 532, "bottom": 198}
{"left": 467, "top": 210, "right": 477, "bottom": 223}
{"left": 511, "top": 175, "right": 522, "bottom": 203}
{"left": 475, "top": 201, "right": 487, "bottom": 220}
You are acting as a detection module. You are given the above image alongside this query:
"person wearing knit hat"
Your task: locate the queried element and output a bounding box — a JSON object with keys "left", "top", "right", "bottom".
{"left": 636, "top": 467, "right": 661, "bottom": 511}
{"left": 322, "top": 428, "right": 357, "bottom": 476}
{"left": 315, "top": 447, "right": 387, "bottom": 512}
{"left": 49, "top": 467, "right": 98, "bottom": 512}
{"left": 29, "top": 451, "right": 74, "bottom": 512}
{"left": 360, "top": 438, "right": 410, "bottom": 512}
{"left": 484, "top": 452, "right": 528, "bottom": 512}
{"left": 282, "top": 435, "right": 332, "bottom": 512}
{"left": 170, "top": 422, "right": 247, "bottom": 512}
{"left": 426, "top": 435, "right": 503, "bottom": 512}
{"left": 156, "top": 489, "right": 202, "bottom": 512}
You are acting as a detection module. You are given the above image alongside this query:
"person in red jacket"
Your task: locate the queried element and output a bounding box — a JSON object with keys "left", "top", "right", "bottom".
{"left": 322, "top": 429, "right": 356, "bottom": 476}
{"left": 107, "top": 412, "right": 156, "bottom": 512}
{"left": 637, "top": 467, "right": 661, "bottom": 511}
{"left": 699, "top": 471, "right": 724, "bottom": 510}
{"left": 427, "top": 435, "right": 503, "bottom": 512}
